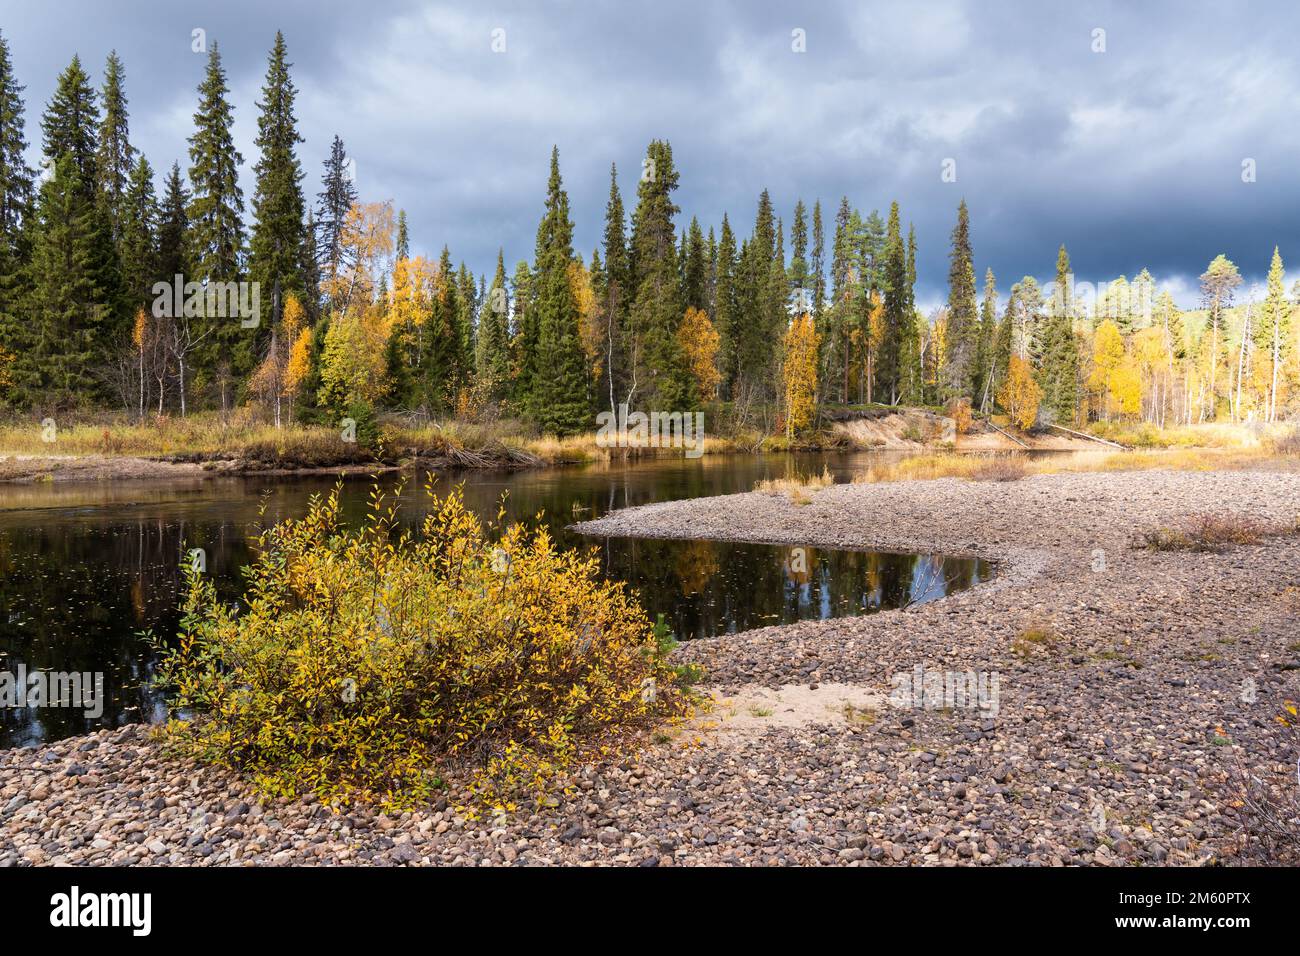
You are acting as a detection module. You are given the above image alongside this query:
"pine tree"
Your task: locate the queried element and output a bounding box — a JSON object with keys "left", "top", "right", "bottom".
{"left": 95, "top": 51, "right": 135, "bottom": 240}
{"left": 532, "top": 147, "right": 588, "bottom": 432}
{"left": 248, "top": 32, "right": 306, "bottom": 323}
{"left": 628, "top": 140, "right": 690, "bottom": 410}
{"left": 942, "top": 200, "right": 976, "bottom": 399}
{"left": 187, "top": 43, "right": 244, "bottom": 282}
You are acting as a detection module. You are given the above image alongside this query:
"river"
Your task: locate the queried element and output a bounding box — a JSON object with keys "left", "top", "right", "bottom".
{"left": 0, "top": 452, "right": 990, "bottom": 747}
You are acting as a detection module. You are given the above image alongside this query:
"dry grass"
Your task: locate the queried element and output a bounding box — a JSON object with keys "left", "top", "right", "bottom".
{"left": 1087, "top": 420, "right": 1272, "bottom": 450}
{"left": 853, "top": 445, "right": 1299, "bottom": 485}
{"left": 1137, "top": 512, "right": 1283, "bottom": 553}
{"left": 0, "top": 415, "right": 368, "bottom": 462}
{"left": 754, "top": 465, "right": 834, "bottom": 504}
{"left": 1270, "top": 426, "right": 1300, "bottom": 457}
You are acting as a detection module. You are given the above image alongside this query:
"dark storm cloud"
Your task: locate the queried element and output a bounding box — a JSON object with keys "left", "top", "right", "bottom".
{"left": 4, "top": 0, "right": 1297, "bottom": 307}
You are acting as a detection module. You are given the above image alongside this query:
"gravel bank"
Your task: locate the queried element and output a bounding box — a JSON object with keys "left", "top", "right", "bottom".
{"left": 3, "top": 469, "right": 1298, "bottom": 866}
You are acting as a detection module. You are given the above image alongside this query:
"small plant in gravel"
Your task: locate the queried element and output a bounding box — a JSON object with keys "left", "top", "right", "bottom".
{"left": 1137, "top": 512, "right": 1272, "bottom": 552}
{"left": 1012, "top": 622, "right": 1057, "bottom": 657}
{"left": 1232, "top": 701, "right": 1300, "bottom": 864}
{"left": 154, "top": 481, "right": 693, "bottom": 813}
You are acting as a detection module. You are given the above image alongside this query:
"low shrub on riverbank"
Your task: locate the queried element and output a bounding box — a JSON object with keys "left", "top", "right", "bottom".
{"left": 1137, "top": 512, "right": 1274, "bottom": 552}
{"left": 154, "top": 482, "right": 693, "bottom": 812}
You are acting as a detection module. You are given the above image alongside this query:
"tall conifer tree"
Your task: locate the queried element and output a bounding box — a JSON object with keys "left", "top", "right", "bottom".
{"left": 532, "top": 147, "right": 588, "bottom": 432}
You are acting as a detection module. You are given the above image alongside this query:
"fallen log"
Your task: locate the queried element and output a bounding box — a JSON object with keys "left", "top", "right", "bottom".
{"left": 982, "top": 417, "right": 1030, "bottom": 448}
{"left": 1047, "top": 423, "right": 1128, "bottom": 449}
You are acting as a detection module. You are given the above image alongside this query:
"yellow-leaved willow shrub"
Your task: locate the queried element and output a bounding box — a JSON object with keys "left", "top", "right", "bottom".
{"left": 155, "top": 482, "right": 693, "bottom": 812}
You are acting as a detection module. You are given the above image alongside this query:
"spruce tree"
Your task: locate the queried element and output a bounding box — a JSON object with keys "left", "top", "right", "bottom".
{"left": 299, "top": 207, "right": 320, "bottom": 326}
{"left": 29, "top": 156, "right": 110, "bottom": 400}
{"left": 95, "top": 51, "right": 134, "bottom": 240}
{"left": 973, "top": 268, "right": 997, "bottom": 409}
{"left": 0, "top": 30, "right": 32, "bottom": 254}
{"left": 248, "top": 32, "right": 306, "bottom": 321}
{"left": 395, "top": 209, "right": 409, "bottom": 260}
{"left": 316, "top": 135, "right": 356, "bottom": 292}
{"left": 789, "top": 199, "right": 809, "bottom": 306}
{"left": 714, "top": 213, "right": 737, "bottom": 399}
{"left": 118, "top": 154, "right": 157, "bottom": 312}
{"left": 598, "top": 163, "right": 630, "bottom": 410}
{"left": 187, "top": 42, "right": 245, "bottom": 397}
{"left": 878, "top": 202, "right": 908, "bottom": 404}
{"left": 810, "top": 199, "right": 825, "bottom": 323}
{"left": 0, "top": 29, "right": 35, "bottom": 401}
{"left": 511, "top": 259, "right": 535, "bottom": 408}
{"left": 628, "top": 140, "right": 690, "bottom": 410}
{"left": 733, "top": 189, "right": 780, "bottom": 403}
{"left": 156, "top": 162, "right": 190, "bottom": 281}
{"left": 1257, "top": 246, "right": 1290, "bottom": 422}
{"left": 456, "top": 261, "right": 477, "bottom": 381}
{"left": 476, "top": 248, "right": 510, "bottom": 398}
{"left": 943, "top": 200, "right": 976, "bottom": 399}
{"left": 532, "top": 147, "right": 589, "bottom": 432}
{"left": 418, "top": 245, "right": 462, "bottom": 412}
{"left": 38, "top": 61, "right": 126, "bottom": 389}
{"left": 682, "top": 216, "right": 706, "bottom": 312}
{"left": 187, "top": 42, "right": 244, "bottom": 282}
{"left": 41, "top": 56, "right": 98, "bottom": 197}
{"left": 1038, "top": 244, "right": 1079, "bottom": 423}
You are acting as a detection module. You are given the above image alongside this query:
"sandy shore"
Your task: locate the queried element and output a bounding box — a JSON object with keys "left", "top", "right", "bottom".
{"left": 2, "top": 469, "right": 1298, "bottom": 865}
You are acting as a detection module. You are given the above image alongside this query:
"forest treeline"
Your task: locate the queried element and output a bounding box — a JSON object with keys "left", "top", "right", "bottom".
{"left": 0, "top": 30, "right": 1294, "bottom": 437}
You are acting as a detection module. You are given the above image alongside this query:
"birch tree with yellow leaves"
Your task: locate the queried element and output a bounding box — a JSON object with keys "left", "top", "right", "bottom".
{"left": 782, "top": 312, "right": 819, "bottom": 437}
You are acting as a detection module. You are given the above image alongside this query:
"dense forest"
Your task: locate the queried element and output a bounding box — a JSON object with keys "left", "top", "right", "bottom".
{"left": 0, "top": 30, "right": 1295, "bottom": 438}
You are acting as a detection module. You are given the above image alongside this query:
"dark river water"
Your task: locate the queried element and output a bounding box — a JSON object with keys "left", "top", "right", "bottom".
{"left": 0, "top": 452, "right": 990, "bottom": 747}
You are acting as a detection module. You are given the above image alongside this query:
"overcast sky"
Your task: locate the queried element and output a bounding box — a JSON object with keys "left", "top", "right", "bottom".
{"left": 3, "top": 0, "right": 1295, "bottom": 310}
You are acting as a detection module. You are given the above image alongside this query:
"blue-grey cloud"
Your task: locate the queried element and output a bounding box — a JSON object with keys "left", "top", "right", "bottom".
{"left": 4, "top": 0, "right": 1296, "bottom": 309}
